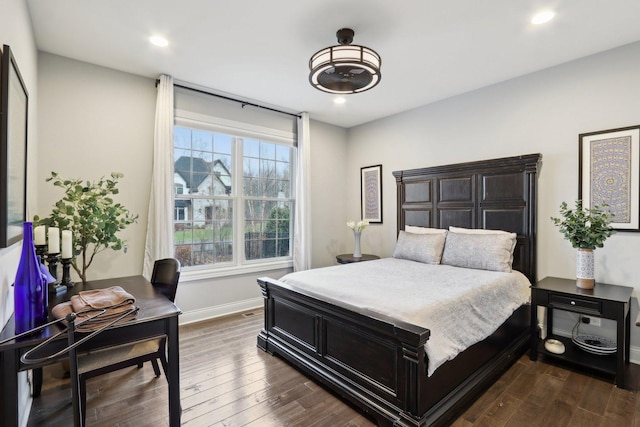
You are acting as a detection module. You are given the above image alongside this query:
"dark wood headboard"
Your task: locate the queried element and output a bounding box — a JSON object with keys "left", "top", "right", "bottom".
{"left": 392, "top": 153, "right": 542, "bottom": 283}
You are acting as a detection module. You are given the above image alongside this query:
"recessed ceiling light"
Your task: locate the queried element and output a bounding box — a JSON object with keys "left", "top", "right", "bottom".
{"left": 334, "top": 97, "right": 346, "bottom": 105}
{"left": 531, "top": 10, "right": 555, "bottom": 25}
{"left": 150, "top": 35, "right": 169, "bottom": 47}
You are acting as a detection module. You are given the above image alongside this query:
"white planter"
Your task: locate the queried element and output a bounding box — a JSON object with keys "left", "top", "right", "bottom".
{"left": 353, "top": 232, "right": 362, "bottom": 258}
{"left": 576, "top": 248, "right": 595, "bottom": 289}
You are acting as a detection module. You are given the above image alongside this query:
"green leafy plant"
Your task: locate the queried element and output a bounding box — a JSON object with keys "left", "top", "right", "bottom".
{"left": 550, "top": 200, "right": 615, "bottom": 250}
{"left": 34, "top": 172, "right": 138, "bottom": 284}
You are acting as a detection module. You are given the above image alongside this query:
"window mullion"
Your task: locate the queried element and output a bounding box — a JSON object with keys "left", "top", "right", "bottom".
{"left": 234, "top": 137, "right": 245, "bottom": 265}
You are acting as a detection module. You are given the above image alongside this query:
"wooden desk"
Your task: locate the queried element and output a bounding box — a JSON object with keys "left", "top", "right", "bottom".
{"left": 0, "top": 275, "right": 182, "bottom": 426}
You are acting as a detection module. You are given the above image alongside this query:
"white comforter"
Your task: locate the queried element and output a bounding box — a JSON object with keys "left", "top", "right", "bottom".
{"left": 279, "top": 258, "right": 531, "bottom": 376}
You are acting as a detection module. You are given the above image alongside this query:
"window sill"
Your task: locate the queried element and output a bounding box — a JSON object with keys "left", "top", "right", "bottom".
{"left": 180, "top": 259, "right": 293, "bottom": 282}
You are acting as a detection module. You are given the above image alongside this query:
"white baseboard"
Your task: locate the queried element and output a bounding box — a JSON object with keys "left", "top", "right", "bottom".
{"left": 550, "top": 327, "right": 640, "bottom": 365}
{"left": 178, "top": 297, "right": 263, "bottom": 325}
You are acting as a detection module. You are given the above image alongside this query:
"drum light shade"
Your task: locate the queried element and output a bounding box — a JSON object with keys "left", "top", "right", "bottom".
{"left": 309, "top": 28, "right": 381, "bottom": 94}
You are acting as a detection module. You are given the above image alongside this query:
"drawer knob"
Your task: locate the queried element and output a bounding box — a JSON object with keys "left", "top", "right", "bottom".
{"left": 571, "top": 301, "right": 576, "bottom": 305}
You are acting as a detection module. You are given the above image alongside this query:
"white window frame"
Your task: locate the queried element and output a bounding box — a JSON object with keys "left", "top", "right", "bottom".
{"left": 175, "top": 110, "right": 295, "bottom": 281}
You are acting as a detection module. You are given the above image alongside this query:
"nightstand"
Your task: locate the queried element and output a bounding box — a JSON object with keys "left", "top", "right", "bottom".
{"left": 530, "top": 276, "right": 633, "bottom": 388}
{"left": 336, "top": 254, "right": 380, "bottom": 264}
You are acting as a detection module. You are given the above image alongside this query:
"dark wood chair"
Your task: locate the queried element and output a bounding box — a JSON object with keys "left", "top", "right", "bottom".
{"left": 77, "top": 258, "right": 180, "bottom": 423}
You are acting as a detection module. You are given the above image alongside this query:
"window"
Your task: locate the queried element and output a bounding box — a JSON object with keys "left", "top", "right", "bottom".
{"left": 173, "top": 123, "right": 295, "bottom": 269}
{"left": 174, "top": 206, "right": 187, "bottom": 221}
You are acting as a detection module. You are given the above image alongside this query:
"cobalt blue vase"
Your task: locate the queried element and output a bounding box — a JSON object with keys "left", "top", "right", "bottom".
{"left": 14, "top": 222, "right": 48, "bottom": 334}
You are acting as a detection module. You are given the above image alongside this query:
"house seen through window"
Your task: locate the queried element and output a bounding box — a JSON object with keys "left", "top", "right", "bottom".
{"left": 173, "top": 126, "right": 295, "bottom": 268}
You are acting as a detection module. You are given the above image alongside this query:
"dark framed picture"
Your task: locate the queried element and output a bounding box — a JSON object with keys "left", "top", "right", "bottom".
{"left": 361, "top": 164, "right": 382, "bottom": 224}
{"left": 579, "top": 125, "right": 640, "bottom": 231}
{"left": 0, "top": 45, "right": 29, "bottom": 247}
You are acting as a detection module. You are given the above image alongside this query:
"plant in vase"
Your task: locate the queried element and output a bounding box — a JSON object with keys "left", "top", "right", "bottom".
{"left": 346, "top": 219, "right": 369, "bottom": 258}
{"left": 34, "top": 172, "right": 138, "bottom": 285}
{"left": 550, "top": 200, "right": 615, "bottom": 289}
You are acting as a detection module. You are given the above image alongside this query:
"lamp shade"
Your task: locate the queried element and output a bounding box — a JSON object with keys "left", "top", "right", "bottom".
{"left": 309, "top": 29, "right": 381, "bottom": 94}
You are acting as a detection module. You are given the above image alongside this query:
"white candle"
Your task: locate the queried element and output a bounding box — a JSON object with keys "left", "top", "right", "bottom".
{"left": 34, "top": 225, "right": 46, "bottom": 245}
{"left": 61, "top": 230, "right": 73, "bottom": 259}
{"left": 48, "top": 227, "right": 60, "bottom": 254}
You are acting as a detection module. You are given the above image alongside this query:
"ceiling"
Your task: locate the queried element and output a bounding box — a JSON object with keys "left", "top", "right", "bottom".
{"left": 26, "top": 0, "right": 640, "bottom": 128}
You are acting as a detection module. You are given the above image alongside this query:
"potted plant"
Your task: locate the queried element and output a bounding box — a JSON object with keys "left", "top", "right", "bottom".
{"left": 550, "top": 200, "right": 615, "bottom": 289}
{"left": 34, "top": 172, "right": 138, "bottom": 284}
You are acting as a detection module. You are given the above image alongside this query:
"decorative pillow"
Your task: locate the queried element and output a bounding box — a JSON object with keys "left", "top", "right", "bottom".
{"left": 393, "top": 231, "right": 447, "bottom": 264}
{"left": 441, "top": 232, "right": 516, "bottom": 272}
{"left": 405, "top": 225, "right": 447, "bottom": 235}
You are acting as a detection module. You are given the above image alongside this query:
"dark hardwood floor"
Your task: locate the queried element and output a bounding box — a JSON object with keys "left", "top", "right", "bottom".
{"left": 28, "top": 309, "right": 640, "bottom": 426}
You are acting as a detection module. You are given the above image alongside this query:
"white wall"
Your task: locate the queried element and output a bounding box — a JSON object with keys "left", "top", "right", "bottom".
{"left": 0, "top": 0, "right": 39, "bottom": 328}
{"left": 309, "top": 120, "right": 349, "bottom": 268}
{"left": 0, "top": 1, "right": 40, "bottom": 424}
{"left": 346, "top": 41, "right": 640, "bottom": 353}
{"left": 36, "top": 53, "right": 349, "bottom": 321}
{"left": 37, "top": 52, "right": 155, "bottom": 281}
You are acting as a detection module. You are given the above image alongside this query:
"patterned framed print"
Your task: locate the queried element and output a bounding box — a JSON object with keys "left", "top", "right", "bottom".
{"left": 361, "top": 164, "right": 382, "bottom": 224}
{"left": 579, "top": 125, "right": 640, "bottom": 231}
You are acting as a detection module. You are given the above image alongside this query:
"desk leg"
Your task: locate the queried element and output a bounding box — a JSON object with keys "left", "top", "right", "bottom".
{"left": 530, "top": 303, "right": 538, "bottom": 360}
{"left": 616, "top": 309, "right": 625, "bottom": 389}
{"left": 33, "top": 368, "right": 43, "bottom": 397}
{"left": 167, "top": 316, "right": 181, "bottom": 427}
{"left": 1, "top": 349, "right": 19, "bottom": 426}
{"left": 625, "top": 307, "right": 631, "bottom": 363}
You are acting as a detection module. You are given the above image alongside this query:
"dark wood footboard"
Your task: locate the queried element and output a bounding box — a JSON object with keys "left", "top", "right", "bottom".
{"left": 258, "top": 276, "right": 530, "bottom": 426}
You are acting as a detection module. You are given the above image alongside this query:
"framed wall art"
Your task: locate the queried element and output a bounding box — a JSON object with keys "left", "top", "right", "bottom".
{"left": 361, "top": 164, "right": 382, "bottom": 224}
{"left": 579, "top": 125, "right": 640, "bottom": 231}
{"left": 0, "top": 44, "right": 29, "bottom": 247}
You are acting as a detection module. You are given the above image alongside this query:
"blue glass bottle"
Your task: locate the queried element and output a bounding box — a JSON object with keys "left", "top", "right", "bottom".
{"left": 14, "top": 222, "right": 48, "bottom": 334}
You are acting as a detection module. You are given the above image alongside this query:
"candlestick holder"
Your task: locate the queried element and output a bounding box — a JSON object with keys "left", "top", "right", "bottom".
{"left": 35, "top": 245, "right": 47, "bottom": 264}
{"left": 46, "top": 253, "right": 60, "bottom": 279}
{"left": 46, "top": 253, "right": 65, "bottom": 294}
{"left": 61, "top": 258, "right": 75, "bottom": 288}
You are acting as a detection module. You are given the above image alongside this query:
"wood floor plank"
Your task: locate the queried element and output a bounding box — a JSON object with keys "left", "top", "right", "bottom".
{"left": 567, "top": 407, "right": 605, "bottom": 427}
{"left": 578, "top": 377, "right": 612, "bottom": 416}
{"left": 503, "top": 365, "right": 537, "bottom": 401}
{"left": 602, "top": 385, "right": 637, "bottom": 425}
{"left": 27, "top": 309, "right": 640, "bottom": 427}
{"left": 503, "top": 399, "right": 545, "bottom": 427}
{"left": 472, "top": 394, "right": 522, "bottom": 427}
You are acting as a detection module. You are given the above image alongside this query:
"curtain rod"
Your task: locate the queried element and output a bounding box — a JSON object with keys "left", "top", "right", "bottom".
{"left": 163, "top": 81, "right": 302, "bottom": 119}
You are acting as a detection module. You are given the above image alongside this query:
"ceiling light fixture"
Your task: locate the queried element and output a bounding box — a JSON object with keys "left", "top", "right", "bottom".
{"left": 150, "top": 35, "right": 169, "bottom": 47}
{"left": 309, "top": 28, "right": 381, "bottom": 94}
{"left": 531, "top": 10, "right": 555, "bottom": 25}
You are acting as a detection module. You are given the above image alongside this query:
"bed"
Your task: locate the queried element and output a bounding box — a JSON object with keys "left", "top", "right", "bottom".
{"left": 257, "top": 153, "right": 541, "bottom": 426}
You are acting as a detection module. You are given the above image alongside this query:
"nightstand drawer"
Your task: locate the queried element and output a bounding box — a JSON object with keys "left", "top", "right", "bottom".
{"left": 549, "top": 294, "right": 602, "bottom": 315}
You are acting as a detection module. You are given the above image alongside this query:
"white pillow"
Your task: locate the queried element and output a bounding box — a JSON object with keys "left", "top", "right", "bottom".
{"left": 406, "top": 225, "right": 447, "bottom": 235}
{"left": 448, "top": 226, "right": 515, "bottom": 236}
{"left": 393, "top": 231, "right": 447, "bottom": 264}
{"left": 441, "top": 232, "right": 516, "bottom": 272}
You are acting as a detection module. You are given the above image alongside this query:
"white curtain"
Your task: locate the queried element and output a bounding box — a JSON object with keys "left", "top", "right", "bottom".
{"left": 293, "top": 112, "right": 311, "bottom": 271}
{"left": 143, "top": 75, "right": 175, "bottom": 279}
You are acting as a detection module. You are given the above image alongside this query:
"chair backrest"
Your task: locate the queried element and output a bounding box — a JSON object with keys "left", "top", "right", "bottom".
{"left": 150, "top": 258, "right": 181, "bottom": 302}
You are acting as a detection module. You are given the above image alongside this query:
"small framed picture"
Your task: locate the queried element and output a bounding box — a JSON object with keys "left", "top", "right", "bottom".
{"left": 361, "top": 164, "right": 382, "bottom": 224}
{"left": 579, "top": 125, "right": 640, "bottom": 231}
